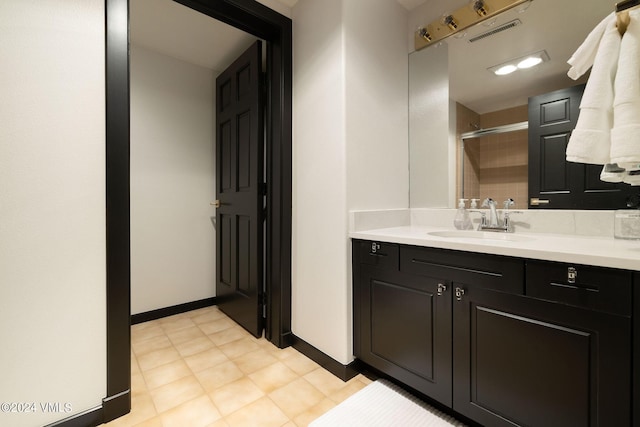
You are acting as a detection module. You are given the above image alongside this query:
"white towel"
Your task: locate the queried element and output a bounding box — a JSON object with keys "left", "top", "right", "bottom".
{"left": 610, "top": 9, "right": 640, "bottom": 167}
{"left": 566, "top": 19, "right": 622, "bottom": 164}
{"left": 567, "top": 13, "right": 616, "bottom": 80}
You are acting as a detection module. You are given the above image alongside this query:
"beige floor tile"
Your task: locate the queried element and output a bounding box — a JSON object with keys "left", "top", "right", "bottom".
{"left": 160, "top": 395, "right": 222, "bottom": 427}
{"left": 110, "top": 308, "right": 381, "bottom": 427}
{"left": 149, "top": 375, "right": 205, "bottom": 413}
{"left": 174, "top": 335, "right": 216, "bottom": 357}
{"left": 292, "top": 398, "right": 336, "bottom": 427}
{"left": 184, "top": 347, "right": 229, "bottom": 373}
{"left": 233, "top": 349, "right": 279, "bottom": 375}
{"left": 137, "top": 347, "right": 182, "bottom": 372}
{"left": 197, "top": 317, "right": 236, "bottom": 335}
{"left": 160, "top": 316, "right": 197, "bottom": 333}
{"left": 192, "top": 308, "right": 228, "bottom": 325}
{"left": 268, "top": 378, "right": 325, "bottom": 419}
{"left": 329, "top": 377, "right": 367, "bottom": 403}
{"left": 209, "top": 377, "right": 265, "bottom": 416}
{"left": 132, "top": 416, "right": 163, "bottom": 427}
{"left": 249, "top": 361, "right": 300, "bottom": 394}
{"left": 205, "top": 419, "right": 231, "bottom": 427}
{"left": 105, "top": 393, "right": 157, "bottom": 426}
{"left": 195, "top": 360, "right": 245, "bottom": 392}
{"left": 131, "top": 371, "right": 149, "bottom": 397}
{"left": 131, "top": 355, "right": 141, "bottom": 375}
{"left": 280, "top": 350, "right": 320, "bottom": 376}
{"left": 266, "top": 345, "right": 298, "bottom": 360}
{"left": 219, "top": 337, "right": 261, "bottom": 359}
{"left": 166, "top": 325, "right": 207, "bottom": 345}
{"left": 303, "top": 367, "right": 348, "bottom": 397}
{"left": 132, "top": 324, "right": 166, "bottom": 343}
{"left": 133, "top": 335, "right": 173, "bottom": 356}
{"left": 184, "top": 306, "right": 217, "bottom": 319}
{"left": 223, "top": 396, "right": 289, "bottom": 427}
{"left": 208, "top": 326, "right": 249, "bottom": 346}
{"left": 143, "top": 359, "right": 192, "bottom": 390}
{"left": 357, "top": 374, "right": 373, "bottom": 385}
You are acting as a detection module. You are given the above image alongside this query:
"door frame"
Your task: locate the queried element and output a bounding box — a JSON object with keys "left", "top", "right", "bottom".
{"left": 104, "top": 0, "right": 292, "bottom": 422}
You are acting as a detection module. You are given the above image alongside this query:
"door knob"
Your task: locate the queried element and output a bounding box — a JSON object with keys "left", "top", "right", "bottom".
{"left": 530, "top": 197, "right": 550, "bottom": 206}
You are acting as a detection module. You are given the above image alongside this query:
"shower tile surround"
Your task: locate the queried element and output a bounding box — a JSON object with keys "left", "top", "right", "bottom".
{"left": 456, "top": 104, "right": 529, "bottom": 210}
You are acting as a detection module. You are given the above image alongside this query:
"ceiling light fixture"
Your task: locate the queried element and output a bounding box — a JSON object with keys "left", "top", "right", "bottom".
{"left": 488, "top": 50, "right": 550, "bottom": 76}
{"left": 415, "top": 0, "right": 532, "bottom": 50}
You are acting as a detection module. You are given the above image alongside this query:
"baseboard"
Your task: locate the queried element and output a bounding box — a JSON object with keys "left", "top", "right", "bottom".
{"left": 131, "top": 297, "right": 217, "bottom": 324}
{"left": 291, "top": 335, "right": 359, "bottom": 382}
{"left": 41, "top": 388, "right": 131, "bottom": 427}
{"left": 42, "top": 405, "right": 104, "bottom": 427}
{"left": 102, "top": 389, "right": 131, "bottom": 423}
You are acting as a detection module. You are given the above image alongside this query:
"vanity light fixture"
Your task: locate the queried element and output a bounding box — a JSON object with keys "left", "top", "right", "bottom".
{"left": 442, "top": 14, "right": 459, "bottom": 31}
{"left": 415, "top": 0, "right": 533, "bottom": 50}
{"left": 488, "top": 50, "right": 550, "bottom": 76}
{"left": 471, "top": 0, "right": 489, "bottom": 17}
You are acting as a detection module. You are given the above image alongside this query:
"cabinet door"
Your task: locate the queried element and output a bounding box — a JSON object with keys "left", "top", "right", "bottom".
{"left": 356, "top": 265, "right": 453, "bottom": 406}
{"left": 453, "top": 285, "right": 631, "bottom": 427}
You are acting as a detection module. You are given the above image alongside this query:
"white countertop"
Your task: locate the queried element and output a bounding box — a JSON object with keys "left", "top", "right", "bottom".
{"left": 349, "top": 226, "right": 640, "bottom": 271}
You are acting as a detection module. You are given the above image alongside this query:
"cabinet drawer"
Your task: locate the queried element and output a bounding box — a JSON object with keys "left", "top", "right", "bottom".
{"left": 354, "top": 239, "right": 399, "bottom": 270}
{"left": 526, "top": 261, "right": 632, "bottom": 316}
{"left": 400, "top": 246, "right": 524, "bottom": 294}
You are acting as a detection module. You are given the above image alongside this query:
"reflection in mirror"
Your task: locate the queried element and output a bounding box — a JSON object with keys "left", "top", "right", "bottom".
{"left": 408, "top": 0, "right": 612, "bottom": 209}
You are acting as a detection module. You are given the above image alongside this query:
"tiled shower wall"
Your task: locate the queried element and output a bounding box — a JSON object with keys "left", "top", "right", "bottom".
{"left": 457, "top": 104, "right": 529, "bottom": 210}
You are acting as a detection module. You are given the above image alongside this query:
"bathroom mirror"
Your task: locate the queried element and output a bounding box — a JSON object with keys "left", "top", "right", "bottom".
{"left": 409, "top": 0, "right": 612, "bottom": 209}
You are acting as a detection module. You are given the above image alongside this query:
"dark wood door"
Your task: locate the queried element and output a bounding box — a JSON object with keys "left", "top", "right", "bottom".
{"left": 452, "top": 285, "right": 631, "bottom": 427}
{"left": 216, "top": 40, "right": 264, "bottom": 337}
{"left": 528, "top": 84, "right": 637, "bottom": 209}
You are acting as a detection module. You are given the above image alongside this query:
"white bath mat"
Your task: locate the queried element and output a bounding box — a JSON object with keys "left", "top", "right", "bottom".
{"left": 310, "top": 379, "right": 466, "bottom": 427}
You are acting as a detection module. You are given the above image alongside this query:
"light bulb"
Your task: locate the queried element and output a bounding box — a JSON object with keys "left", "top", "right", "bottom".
{"left": 517, "top": 56, "right": 543, "bottom": 69}
{"left": 494, "top": 64, "right": 517, "bottom": 75}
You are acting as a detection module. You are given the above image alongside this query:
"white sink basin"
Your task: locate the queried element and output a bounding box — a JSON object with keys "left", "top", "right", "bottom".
{"left": 427, "top": 230, "right": 534, "bottom": 242}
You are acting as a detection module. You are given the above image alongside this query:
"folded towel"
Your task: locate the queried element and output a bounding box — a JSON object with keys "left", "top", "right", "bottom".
{"left": 566, "top": 20, "right": 622, "bottom": 164}
{"left": 568, "top": 13, "right": 616, "bottom": 80}
{"left": 611, "top": 10, "right": 640, "bottom": 166}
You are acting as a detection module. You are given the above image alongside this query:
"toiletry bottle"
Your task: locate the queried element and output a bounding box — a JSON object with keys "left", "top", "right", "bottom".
{"left": 454, "top": 199, "right": 472, "bottom": 230}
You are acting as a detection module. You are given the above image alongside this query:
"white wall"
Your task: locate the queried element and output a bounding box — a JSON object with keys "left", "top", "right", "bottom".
{"left": 130, "top": 46, "right": 217, "bottom": 315}
{"left": 292, "top": 0, "right": 408, "bottom": 365}
{"left": 292, "top": 0, "right": 348, "bottom": 364}
{"left": 345, "top": 0, "right": 409, "bottom": 210}
{"left": 409, "top": 45, "right": 454, "bottom": 208}
{"left": 0, "top": 1, "right": 106, "bottom": 426}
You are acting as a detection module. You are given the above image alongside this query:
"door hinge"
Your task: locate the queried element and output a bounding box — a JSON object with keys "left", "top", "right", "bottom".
{"left": 259, "top": 293, "right": 267, "bottom": 306}
{"left": 260, "top": 182, "right": 267, "bottom": 195}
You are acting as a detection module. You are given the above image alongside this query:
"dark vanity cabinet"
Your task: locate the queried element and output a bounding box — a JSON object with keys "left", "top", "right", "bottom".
{"left": 353, "top": 240, "right": 453, "bottom": 406}
{"left": 353, "top": 239, "right": 634, "bottom": 427}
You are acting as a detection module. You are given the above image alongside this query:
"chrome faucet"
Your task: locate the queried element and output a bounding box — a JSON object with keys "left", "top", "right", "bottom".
{"left": 482, "top": 198, "right": 499, "bottom": 227}
{"left": 472, "top": 198, "right": 520, "bottom": 232}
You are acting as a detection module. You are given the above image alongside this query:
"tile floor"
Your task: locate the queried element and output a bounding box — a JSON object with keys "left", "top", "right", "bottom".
{"left": 105, "top": 306, "right": 372, "bottom": 427}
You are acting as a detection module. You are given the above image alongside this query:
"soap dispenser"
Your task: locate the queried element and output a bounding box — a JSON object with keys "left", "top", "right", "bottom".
{"left": 454, "top": 199, "right": 473, "bottom": 230}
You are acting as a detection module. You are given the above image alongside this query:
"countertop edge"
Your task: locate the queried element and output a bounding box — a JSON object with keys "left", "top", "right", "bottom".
{"left": 349, "top": 226, "right": 640, "bottom": 271}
